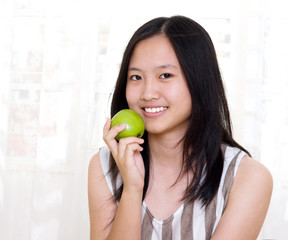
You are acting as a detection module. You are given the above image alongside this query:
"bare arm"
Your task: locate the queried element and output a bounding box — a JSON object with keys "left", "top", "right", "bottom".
{"left": 211, "top": 155, "right": 273, "bottom": 240}
{"left": 88, "top": 153, "right": 117, "bottom": 239}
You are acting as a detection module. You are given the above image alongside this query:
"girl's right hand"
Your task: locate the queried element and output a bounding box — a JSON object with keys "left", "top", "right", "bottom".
{"left": 103, "top": 118, "right": 145, "bottom": 193}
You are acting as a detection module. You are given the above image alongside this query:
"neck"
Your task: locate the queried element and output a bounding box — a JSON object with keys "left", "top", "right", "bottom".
{"left": 148, "top": 132, "right": 185, "bottom": 169}
{"left": 145, "top": 132, "right": 191, "bottom": 198}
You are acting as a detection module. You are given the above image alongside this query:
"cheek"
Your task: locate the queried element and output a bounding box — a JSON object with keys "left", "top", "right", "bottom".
{"left": 171, "top": 86, "right": 192, "bottom": 112}
{"left": 168, "top": 85, "right": 191, "bottom": 102}
{"left": 125, "top": 85, "right": 138, "bottom": 107}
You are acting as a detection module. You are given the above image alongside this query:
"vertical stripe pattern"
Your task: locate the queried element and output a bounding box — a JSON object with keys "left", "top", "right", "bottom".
{"left": 99, "top": 145, "right": 247, "bottom": 240}
{"left": 222, "top": 151, "right": 241, "bottom": 212}
{"left": 181, "top": 203, "right": 194, "bottom": 240}
{"left": 205, "top": 194, "right": 218, "bottom": 240}
{"left": 141, "top": 211, "right": 154, "bottom": 240}
{"left": 162, "top": 218, "right": 173, "bottom": 240}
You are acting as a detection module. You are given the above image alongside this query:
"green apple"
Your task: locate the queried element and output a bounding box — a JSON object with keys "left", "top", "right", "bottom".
{"left": 110, "top": 109, "right": 145, "bottom": 140}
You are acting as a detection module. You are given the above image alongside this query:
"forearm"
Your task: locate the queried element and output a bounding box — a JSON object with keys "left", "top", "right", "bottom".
{"left": 106, "top": 188, "right": 143, "bottom": 240}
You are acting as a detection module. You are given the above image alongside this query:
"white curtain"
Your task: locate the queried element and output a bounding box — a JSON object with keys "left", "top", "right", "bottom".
{"left": 0, "top": 0, "right": 287, "bottom": 239}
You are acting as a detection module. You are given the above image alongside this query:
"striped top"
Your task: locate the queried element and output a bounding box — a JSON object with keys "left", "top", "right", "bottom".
{"left": 99, "top": 145, "right": 247, "bottom": 240}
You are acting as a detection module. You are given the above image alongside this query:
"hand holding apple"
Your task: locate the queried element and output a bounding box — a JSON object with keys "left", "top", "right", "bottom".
{"left": 110, "top": 109, "right": 145, "bottom": 140}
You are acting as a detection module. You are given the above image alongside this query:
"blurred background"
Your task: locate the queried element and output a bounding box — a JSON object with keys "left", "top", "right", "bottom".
{"left": 0, "top": 0, "right": 287, "bottom": 239}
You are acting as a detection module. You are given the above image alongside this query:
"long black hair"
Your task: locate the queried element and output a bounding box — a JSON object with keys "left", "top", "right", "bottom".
{"left": 109, "top": 15, "right": 250, "bottom": 207}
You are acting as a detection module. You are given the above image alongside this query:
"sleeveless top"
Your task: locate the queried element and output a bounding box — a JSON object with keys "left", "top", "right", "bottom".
{"left": 99, "top": 145, "right": 247, "bottom": 240}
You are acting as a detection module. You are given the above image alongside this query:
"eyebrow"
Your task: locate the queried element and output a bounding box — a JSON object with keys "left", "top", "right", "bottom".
{"left": 128, "top": 67, "right": 142, "bottom": 72}
{"left": 128, "top": 64, "right": 178, "bottom": 71}
{"left": 157, "top": 64, "right": 178, "bottom": 70}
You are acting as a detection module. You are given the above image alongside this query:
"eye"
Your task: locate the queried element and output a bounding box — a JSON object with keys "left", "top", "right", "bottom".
{"left": 130, "top": 75, "right": 142, "bottom": 81}
{"left": 160, "top": 73, "right": 172, "bottom": 79}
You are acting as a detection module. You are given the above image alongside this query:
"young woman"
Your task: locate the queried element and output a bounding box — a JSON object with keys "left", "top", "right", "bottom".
{"left": 88, "top": 16, "right": 273, "bottom": 240}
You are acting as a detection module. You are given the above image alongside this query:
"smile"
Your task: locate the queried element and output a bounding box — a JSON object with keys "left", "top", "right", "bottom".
{"left": 144, "top": 107, "right": 168, "bottom": 113}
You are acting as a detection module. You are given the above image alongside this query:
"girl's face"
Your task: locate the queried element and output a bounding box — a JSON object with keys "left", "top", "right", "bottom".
{"left": 126, "top": 35, "right": 192, "bottom": 138}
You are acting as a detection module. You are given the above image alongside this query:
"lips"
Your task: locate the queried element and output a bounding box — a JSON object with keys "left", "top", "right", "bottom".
{"left": 143, "top": 107, "right": 168, "bottom": 113}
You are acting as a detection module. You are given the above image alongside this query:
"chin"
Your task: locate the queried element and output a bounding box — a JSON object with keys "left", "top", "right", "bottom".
{"left": 145, "top": 125, "right": 166, "bottom": 135}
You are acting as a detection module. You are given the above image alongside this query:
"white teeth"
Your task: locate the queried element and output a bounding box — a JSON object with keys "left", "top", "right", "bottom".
{"left": 144, "top": 107, "right": 167, "bottom": 113}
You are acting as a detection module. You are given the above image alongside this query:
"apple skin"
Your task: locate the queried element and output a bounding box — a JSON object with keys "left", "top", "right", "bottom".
{"left": 110, "top": 109, "right": 145, "bottom": 140}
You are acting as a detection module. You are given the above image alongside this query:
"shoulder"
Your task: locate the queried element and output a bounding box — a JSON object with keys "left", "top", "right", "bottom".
{"left": 88, "top": 146, "right": 110, "bottom": 178}
{"left": 88, "top": 152, "right": 101, "bottom": 180}
{"left": 221, "top": 145, "right": 273, "bottom": 195}
{"left": 229, "top": 154, "right": 273, "bottom": 208}
{"left": 235, "top": 155, "right": 273, "bottom": 193}
{"left": 232, "top": 155, "right": 273, "bottom": 211}
{"left": 88, "top": 147, "right": 114, "bottom": 205}
{"left": 223, "top": 145, "right": 247, "bottom": 167}
{"left": 88, "top": 152, "right": 100, "bottom": 172}
{"left": 230, "top": 155, "right": 273, "bottom": 231}
{"left": 88, "top": 146, "right": 112, "bottom": 192}
{"left": 211, "top": 155, "right": 273, "bottom": 239}
{"left": 88, "top": 151, "right": 106, "bottom": 198}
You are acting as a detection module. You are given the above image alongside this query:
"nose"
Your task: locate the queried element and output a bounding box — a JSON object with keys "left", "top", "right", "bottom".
{"left": 140, "top": 78, "right": 160, "bottom": 101}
